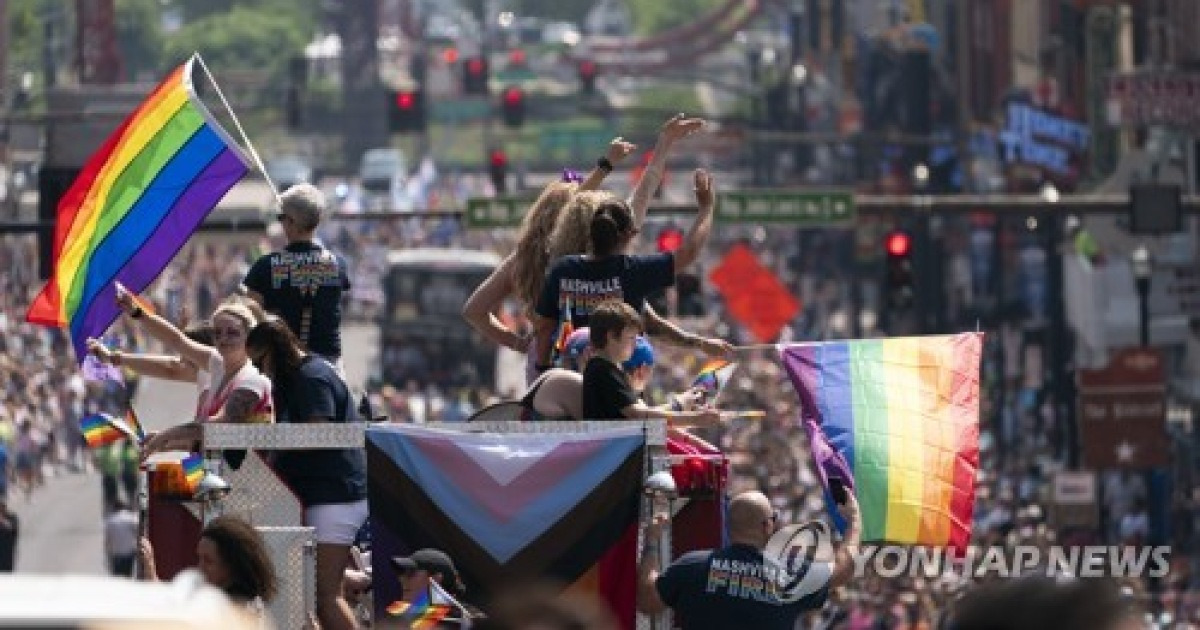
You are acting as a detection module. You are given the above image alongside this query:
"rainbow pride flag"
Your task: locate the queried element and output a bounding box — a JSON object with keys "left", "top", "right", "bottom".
{"left": 181, "top": 453, "right": 205, "bottom": 494}
{"left": 691, "top": 359, "right": 737, "bottom": 402}
{"left": 25, "top": 54, "right": 250, "bottom": 361}
{"left": 385, "top": 587, "right": 451, "bottom": 628}
{"left": 126, "top": 407, "right": 146, "bottom": 444}
{"left": 780, "top": 333, "right": 982, "bottom": 553}
{"left": 80, "top": 413, "right": 138, "bottom": 448}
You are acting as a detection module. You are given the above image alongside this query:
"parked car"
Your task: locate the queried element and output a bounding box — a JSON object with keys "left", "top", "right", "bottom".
{"left": 359, "top": 148, "right": 407, "bottom": 195}
{"left": 264, "top": 155, "right": 313, "bottom": 191}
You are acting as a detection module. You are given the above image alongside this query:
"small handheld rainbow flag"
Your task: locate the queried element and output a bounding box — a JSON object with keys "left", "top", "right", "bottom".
{"left": 126, "top": 407, "right": 146, "bottom": 444}
{"left": 81, "top": 353, "right": 124, "bottom": 384}
{"left": 553, "top": 300, "right": 575, "bottom": 355}
{"left": 780, "top": 333, "right": 982, "bottom": 554}
{"left": 80, "top": 413, "right": 138, "bottom": 448}
{"left": 386, "top": 587, "right": 452, "bottom": 628}
{"left": 181, "top": 453, "right": 205, "bottom": 494}
{"left": 691, "top": 359, "right": 737, "bottom": 401}
{"left": 24, "top": 54, "right": 250, "bottom": 362}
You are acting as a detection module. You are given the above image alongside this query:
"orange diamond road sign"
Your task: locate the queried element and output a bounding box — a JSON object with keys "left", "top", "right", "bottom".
{"left": 709, "top": 244, "right": 800, "bottom": 343}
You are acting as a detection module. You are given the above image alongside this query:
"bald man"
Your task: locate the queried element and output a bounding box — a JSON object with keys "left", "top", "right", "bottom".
{"left": 637, "top": 490, "right": 861, "bottom": 629}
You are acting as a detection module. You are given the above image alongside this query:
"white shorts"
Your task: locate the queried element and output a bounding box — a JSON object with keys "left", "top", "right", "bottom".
{"left": 304, "top": 499, "right": 369, "bottom": 545}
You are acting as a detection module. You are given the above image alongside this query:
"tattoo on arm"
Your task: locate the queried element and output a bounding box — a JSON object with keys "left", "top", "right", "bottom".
{"left": 222, "top": 389, "right": 260, "bottom": 424}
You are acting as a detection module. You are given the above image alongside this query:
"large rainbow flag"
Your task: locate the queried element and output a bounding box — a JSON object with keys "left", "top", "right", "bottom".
{"left": 26, "top": 54, "right": 250, "bottom": 361}
{"left": 780, "top": 333, "right": 982, "bottom": 553}
{"left": 367, "top": 424, "right": 645, "bottom": 629}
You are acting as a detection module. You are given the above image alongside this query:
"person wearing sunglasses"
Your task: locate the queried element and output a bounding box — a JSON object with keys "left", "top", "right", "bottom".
{"left": 242, "top": 183, "right": 351, "bottom": 371}
{"left": 88, "top": 290, "right": 273, "bottom": 456}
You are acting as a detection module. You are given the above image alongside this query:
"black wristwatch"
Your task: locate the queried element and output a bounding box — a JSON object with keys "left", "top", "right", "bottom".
{"left": 596, "top": 157, "right": 614, "bottom": 173}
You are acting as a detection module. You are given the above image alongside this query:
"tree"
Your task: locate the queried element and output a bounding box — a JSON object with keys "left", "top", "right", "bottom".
{"left": 115, "top": 0, "right": 166, "bottom": 80}
{"left": 162, "top": 6, "right": 311, "bottom": 84}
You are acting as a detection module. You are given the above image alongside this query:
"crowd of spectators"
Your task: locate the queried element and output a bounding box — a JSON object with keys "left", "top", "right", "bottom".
{"left": 2, "top": 174, "right": 1198, "bottom": 625}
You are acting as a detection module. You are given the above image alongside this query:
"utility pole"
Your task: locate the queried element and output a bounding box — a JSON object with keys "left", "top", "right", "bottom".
{"left": 337, "top": 0, "right": 386, "bottom": 172}
{"left": 477, "top": 0, "right": 494, "bottom": 166}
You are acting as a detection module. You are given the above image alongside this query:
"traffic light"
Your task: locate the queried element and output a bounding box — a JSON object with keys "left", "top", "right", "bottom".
{"left": 463, "top": 56, "right": 489, "bottom": 95}
{"left": 656, "top": 226, "right": 683, "bottom": 253}
{"left": 509, "top": 49, "right": 527, "bottom": 67}
{"left": 489, "top": 149, "right": 508, "bottom": 195}
{"left": 501, "top": 86, "right": 525, "bottom": 128}
{"left": 883, "top": 229, "right": 915, "bottom": 311}
{"left": 387, "top": 89, "right": 425, "bottom": 133}
{"left": 578, "top": 60, "right": 596, "bottom": 94}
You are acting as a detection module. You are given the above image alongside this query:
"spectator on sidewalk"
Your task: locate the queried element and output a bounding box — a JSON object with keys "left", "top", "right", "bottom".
{"left": 0, "top": 498, "right": 16, "bottom": 572}
{"left": 104, "top": 499, "right": 140, "bottom": 577}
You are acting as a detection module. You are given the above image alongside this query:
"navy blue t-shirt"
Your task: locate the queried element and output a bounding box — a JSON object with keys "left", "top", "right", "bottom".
{"left": 243, "top": 241, "right": 350, "bottom": 359}
{"left": 535, "top": 253, "right": 675, "bottom": 327}
{"left": 656, "top": 544, "right": 830, "bottom": 630}
{"left": 272, "top": 356, "right": 366, "bottom": 506}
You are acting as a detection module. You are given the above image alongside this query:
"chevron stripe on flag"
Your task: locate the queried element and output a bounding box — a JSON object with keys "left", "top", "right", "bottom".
{"left": 367, "top": 424, "right": 646, "bottom": 628}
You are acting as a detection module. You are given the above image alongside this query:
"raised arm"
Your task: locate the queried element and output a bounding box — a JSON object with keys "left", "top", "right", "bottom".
{"left": 628, "top": 114, "right": 705, "bottom": 229}
{"left": 87, "top": 338, "right": 199, "bottom": 382}
{"left": 642, "top": 304, "right": 733, "bottom": 358}
{"left": 115, "top": 284, "right": 217, "bottom": 372}
{"left": 672, "top": 169, "right": 715, "bottom": 271}
{"left": 579, "top": 137, "right": 638, "bottom": 191}
{"left": 462, "top": 255, "right": 529, "bottom": 352}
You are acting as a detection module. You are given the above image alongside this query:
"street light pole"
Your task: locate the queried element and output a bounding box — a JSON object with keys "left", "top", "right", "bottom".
{"left": 1132, "top": 245, "right": 1152, "bottom": 347}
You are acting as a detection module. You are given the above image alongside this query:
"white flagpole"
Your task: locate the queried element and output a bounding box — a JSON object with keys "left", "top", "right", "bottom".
{"left": 430, "top": 579, "right": 473, "bottom": 628}
{"left": 192, "top": 53, "right": 281, "bottom": 202}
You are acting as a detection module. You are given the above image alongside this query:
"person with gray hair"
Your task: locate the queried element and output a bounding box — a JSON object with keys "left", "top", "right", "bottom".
{"left": 242, "top": 183, "right": 351, "bottom": 365}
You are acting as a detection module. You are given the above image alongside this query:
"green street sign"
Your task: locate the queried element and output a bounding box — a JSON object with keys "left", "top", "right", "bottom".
{"left": 430, "top": 98, "right": 491, "bottom": 123}
{"left": 717, "top": 191, "right": 855, "bottom": 225}
{"left": 465, "top": 197, "right": 534, "bottom": 228}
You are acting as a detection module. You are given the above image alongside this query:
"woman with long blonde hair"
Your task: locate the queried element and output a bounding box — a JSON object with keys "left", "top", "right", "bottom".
{"left": 462, "top": 138, "right": 636, "bottom": 349}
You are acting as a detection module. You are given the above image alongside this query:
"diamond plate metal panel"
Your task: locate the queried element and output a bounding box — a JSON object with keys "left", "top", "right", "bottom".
{"left": 257, "top": 526, "right": 315, "bottom": 630}
{"left": 202, "top": 423, "right": 367, "bottom": 450}
{"left": 215, "top": 451, "right": 303, "bottom": 528}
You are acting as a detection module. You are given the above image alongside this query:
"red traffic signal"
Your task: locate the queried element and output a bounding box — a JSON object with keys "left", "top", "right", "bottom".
{"left": 395, "top": 91, "right": 415, "bottom": 110}
{"left": 503, "top": 87, "right": 523, "bottom": 107}
{"left": 509, "top": 49, "right": 526, "bottom": 66}
{"left": 501, "top": 87, "right": 525, "bottom": 128}
{"left": 885, "top": 230, "right": 911, "bottom": 257}
{"left": 463, "top": 57, "right": 489, "bottom": 95}
{"left": 490, "top": 149, "right": 507, "bottom": 168}
{"left": 387, "top": 89, "right": 425, "bottom": 132}
{"left": 578, "top": 60, "right": 597, "bottom": 94}
{"left": 657, "top": 227, "right": 683, "bottom": 253}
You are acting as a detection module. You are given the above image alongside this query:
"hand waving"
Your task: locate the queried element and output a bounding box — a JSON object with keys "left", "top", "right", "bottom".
{"left": 661, "top": 113, "right": 705, "bottom": 141}
{"left": 606, "top": 137, "right": 637, "bottom": 163}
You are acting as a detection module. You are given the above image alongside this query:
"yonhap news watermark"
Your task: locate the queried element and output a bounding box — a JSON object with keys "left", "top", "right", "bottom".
{"left": 844, "top": 544, "right": 1172, "bottom": 580}
{"left": 763, "top": 522, "right": 1172, "bottom": 603}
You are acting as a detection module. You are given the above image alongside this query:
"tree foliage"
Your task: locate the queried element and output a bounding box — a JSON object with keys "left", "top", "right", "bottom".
{"left": 161, "top": 6, "right": 312, "bottom": 83}
{"left": 625, "top": 0, "right": 725, "bottom": 37}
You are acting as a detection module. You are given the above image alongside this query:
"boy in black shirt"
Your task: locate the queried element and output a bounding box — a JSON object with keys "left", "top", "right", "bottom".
{"left": 582, "top": 301, "right": 720, "bottom": 427}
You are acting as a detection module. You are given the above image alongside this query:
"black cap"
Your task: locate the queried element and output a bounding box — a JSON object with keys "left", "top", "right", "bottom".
{"left": 391, "top": 548, "right": 458, "bottom": 579}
